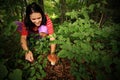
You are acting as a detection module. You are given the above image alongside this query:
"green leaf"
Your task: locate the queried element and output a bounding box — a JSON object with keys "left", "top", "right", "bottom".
{"left": 0, "top": 64, "right": 8, "bottom": 79}
{"left": 58, "top": 50, "right": 69, "bottom": 58}
{"left": 80, "top": 43, "right": 92, "bottom": 53}
{"left": 102, "top": 55, "right": 112, "bottom": 67}
{"left": 67, "top": 53, "right": 74, "bottom": 59}
{"left": 24, "top": 63, "right": 30, "bottom": 69}
{"left": 8, "top": 69, "right": 22, "bottom": 80}
{"left": 30, "top": 68, "right": 35, "bottom": 77}
{"left": 41, "top": 70, "right": 46, "bottom": 78}
{"left": 88, "top": 4, "right": 95, "bottom": 12}
{"left": 37, "top": 65, "right": 42, "bottom": 70}
{"left": 37, "top": 55, "right": 43, "bottom": 63}
{"left": 35, "top": 72, "right": 41, "bottom": 79}
{"left": 42, "top": 59, "right": 47, "bottom": 68}
{"left": 28, "top": 76, "right": 36, "bottom": 80}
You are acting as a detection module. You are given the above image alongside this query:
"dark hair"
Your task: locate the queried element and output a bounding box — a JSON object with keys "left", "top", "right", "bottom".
{"left": 24, "top": 2, "right": 46, "bottom": 31}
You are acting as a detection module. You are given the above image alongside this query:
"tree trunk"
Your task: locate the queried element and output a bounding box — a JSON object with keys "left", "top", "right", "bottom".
{"left": 21, "top": 0, "right": 28, "bottom": 20}
{"left": 59, "top": 0, "right": 66, "bottom": 23}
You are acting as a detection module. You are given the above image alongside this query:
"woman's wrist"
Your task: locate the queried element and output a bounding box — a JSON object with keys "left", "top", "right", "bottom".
{"left": 24, "top": 50, "right": 30, "bottom": 53}
{"left": 51, "top": 51, "right": 55, "bottom": 54}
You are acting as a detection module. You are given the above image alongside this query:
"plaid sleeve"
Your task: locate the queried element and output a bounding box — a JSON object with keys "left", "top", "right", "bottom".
{"left": 46, "top": 14, "right": 54, "bottom": 35}
{"left": 21, "top": 23, "right": 28, "bottom": 36}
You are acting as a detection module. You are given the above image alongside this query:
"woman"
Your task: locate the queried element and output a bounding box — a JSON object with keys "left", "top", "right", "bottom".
{"left": 20, "top": 2, "right": 57, "bottom": 63}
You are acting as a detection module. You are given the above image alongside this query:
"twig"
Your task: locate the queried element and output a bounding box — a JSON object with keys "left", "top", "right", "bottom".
{"left": 99, "top": 13, "right": 104, "bottom": 28}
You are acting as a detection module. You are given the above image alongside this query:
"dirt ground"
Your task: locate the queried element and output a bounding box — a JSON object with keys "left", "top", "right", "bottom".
{"left": 43, "top": 58, "right": 75, "bottom": 80}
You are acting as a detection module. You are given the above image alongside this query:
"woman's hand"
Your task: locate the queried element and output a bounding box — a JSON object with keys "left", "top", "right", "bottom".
{"left": 25, "top": 50, "right": 34, "bottom": 63}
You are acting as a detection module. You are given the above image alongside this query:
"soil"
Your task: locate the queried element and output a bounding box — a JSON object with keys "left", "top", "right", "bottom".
{"left": 43, "top": 58, "right": 75, "bottom": 80}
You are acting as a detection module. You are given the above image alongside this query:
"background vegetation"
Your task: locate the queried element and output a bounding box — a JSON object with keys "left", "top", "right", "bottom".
{"left": 0, "top": 0, "right": 120, "bottom": 80}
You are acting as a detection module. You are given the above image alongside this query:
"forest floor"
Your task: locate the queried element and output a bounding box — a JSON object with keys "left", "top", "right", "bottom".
{"left": 43, "top": 58, "right": 75, "bottom": 80}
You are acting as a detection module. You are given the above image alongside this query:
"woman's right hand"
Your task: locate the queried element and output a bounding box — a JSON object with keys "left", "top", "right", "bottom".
{"left": 25, "top": 50, "right": 34, "bottom": 63}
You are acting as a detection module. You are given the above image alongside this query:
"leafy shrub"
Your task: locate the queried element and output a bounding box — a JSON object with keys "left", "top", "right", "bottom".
{"left": 55, "top": 7, "right": 120, "bottom": 80}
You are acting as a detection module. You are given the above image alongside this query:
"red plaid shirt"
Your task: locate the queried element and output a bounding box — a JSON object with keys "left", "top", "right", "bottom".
{"left": 21, "top": 14, "right": 54, "bottom": 36}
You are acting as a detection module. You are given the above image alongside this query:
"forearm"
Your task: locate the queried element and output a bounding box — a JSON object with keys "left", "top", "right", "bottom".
{"left": 20, "top": 36, "right": 29, "bottom": 51}
{"left": 49, "top": 35, "right": 56, "bottom": 54}
{"left": 21, "top": 36, "right": 34, "bottom": 62}
{"left": 50, "top": 44, "right": 56, "bottom": 54}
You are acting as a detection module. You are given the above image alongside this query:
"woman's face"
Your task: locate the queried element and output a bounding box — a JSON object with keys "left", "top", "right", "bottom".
{"left": 30, "top": 12, "right": 42, "bottom": 27}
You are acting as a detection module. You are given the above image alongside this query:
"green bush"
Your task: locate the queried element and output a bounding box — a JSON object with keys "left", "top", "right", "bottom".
{"left": 55, "top": 8, "right": 120, "bottom": 80}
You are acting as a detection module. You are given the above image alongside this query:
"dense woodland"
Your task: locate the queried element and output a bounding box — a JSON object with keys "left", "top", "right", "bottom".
{"left": 0, "top": 0, "right": 120, "bottom": 80}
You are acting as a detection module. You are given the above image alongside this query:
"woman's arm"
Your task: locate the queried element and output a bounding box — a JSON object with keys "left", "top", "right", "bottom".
{"left": 48, "top": 35, "right": 59, "bottom": 65}
{"left": 20, "top": 35, "right": 29, "bottom": 51}
{"left": 21, "top": 35, "right": 34, "bottom": 62}
{"left": 45, "top": 15, "right": 58, "bottom": 65}
{"left": 45, "top": 15, "right": 56, "bottom": 54}
{"left": 49, "top": 35, "right": 56, "bottom": 54}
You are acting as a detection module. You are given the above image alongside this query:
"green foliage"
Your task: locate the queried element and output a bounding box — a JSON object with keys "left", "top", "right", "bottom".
{"left": 8, "top": 69, "right": 22, "bottom": 80}
{"left": 54, "top": 6, "right": 120, "bottom": 79}
{"left": 44, "top": 0, "right": 60, "bottom": 16}
{"left": 0, "top": 21, "right": 50, "bottom": 80}
{"left": 3, "top": 22, "right": 18, "bottom": 36}
{"left": 0, "top": 64, "right": 8, "bottom": 79}
{"left": 21, "top": 60, "right": 47, "bottom": 80}
{"left": 16, "top": 37, "right": 50, "bottom": 80}
{"left": 0, "top": 0, "right": 120, "bottom": 80}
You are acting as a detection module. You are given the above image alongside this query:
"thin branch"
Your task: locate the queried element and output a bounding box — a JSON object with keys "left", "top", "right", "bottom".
{"left": 99, "top": 13, "right": 104, "bottom": 28}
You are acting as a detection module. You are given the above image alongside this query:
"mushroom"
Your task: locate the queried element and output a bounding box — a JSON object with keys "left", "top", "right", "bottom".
{"left": 47, "top": 54, "right": 59, "bottom": 65}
